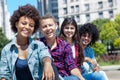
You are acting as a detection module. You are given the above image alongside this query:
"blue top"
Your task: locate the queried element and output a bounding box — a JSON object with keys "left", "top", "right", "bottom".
{"left": 84, "top": 46, "right": 95, "bottom": 59}
{"left": 0, "top": 35, "right": 51, "bottom": 80}
{"left": 15, "top": 58, "right": 33, "bottom": 80}
{"left": 81, "top": 46, "right": 96, "bottom": 74}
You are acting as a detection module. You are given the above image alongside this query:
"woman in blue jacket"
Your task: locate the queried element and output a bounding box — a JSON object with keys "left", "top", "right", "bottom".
{"left": 0, "top": 4, "right": 56, "bottom": 80}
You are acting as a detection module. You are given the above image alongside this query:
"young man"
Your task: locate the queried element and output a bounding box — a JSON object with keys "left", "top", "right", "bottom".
{"left": 39, "top": 14, "right": 84, "bottom": 80}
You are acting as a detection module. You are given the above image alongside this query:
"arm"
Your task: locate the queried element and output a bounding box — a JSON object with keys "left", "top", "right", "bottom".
{"left": 0, "top": 78, "right": 6, "bottom": 80}
{"left": 71, "top": 68, "right": 85, "bottom": 80}
{"left": 37, "top": 41, "right": 55, "bottom": 80}
{"left": 64, "top": 45, "right": 85, "bottom": 80}
{"left": 84, "top": 57, "right": 99, "bottom": 72}
{"left": 42, "top": 57, "right": 55, "bottom": 80}
{"left": 84, "top": 47, "right": 99, "bottom": 72}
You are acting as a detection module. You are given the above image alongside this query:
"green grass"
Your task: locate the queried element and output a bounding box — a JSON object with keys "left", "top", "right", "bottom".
{"left": 98, "top": 60, "right": 120, "bottom": 66}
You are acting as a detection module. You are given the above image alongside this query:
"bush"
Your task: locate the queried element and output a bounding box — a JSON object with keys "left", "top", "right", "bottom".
{"left": 91, "top": 41, "right": 107, "bottom": 61}
{"left": 113, "top": 38, "right": 120, "bottom": 48}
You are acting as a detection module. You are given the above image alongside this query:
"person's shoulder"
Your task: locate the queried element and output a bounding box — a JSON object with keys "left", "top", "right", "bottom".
{"left": 1, "top": 41, "right": 14, "bottom": 53}
{"left": 57, "top": 37, "right": 68, "bottom": 45}
{"left": 86, "top": 46, "right": 94, "bottom": 53}
{"left": 86, "top": 46, "right": 93, "bottom": 50}
{"left": 32, "top": 39, "right": 45, "bottom": 46}
{"left": 57, "top": 38, "right": 71, "bottom": 49}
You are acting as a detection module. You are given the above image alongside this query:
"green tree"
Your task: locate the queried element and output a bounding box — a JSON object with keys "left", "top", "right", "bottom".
{"left": 114, "top": 14, "right": 120, "bottom": 36}
{"left": 91, "top": 41, "right": 106, "bottom": 61}
{"left": 0, "top": 28, "right": 9, "bottom": 57}
{"left": 113, "top": 38, "right": 120, "bottom": 48}
{"left": 100, "top": 21, "right": 118, "bottom": 44}
{"left": 92, "top": 18, "right": 110, "bottom": 32}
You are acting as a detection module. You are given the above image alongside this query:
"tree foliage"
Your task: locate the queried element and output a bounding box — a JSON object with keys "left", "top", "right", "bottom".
{"left": 92, "top": 18, "right": 110, "bottom": 32}
{"left": 91, "top": 14, "right": 120, "bottom": 60}
{"left": 100, "top": 21, "right": 118, "bottom": 44}
{"left": 113, "top": 38, "right": 120, "bottom": 48}
{"left": 91, "top": 41, "right": 106, "bottom": 57}
{"left": 114, "top": 14, "right": 120, "bottom": 36}
{"left": 0, "top": 28, "right": 9, "bottom": 57}
{"left": 91, "top": 41, "right": 106, "bottom": 61}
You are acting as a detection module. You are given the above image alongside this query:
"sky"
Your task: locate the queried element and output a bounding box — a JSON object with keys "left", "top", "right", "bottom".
{"left": 7, "top": 0, "right": 37, "bottom": 15}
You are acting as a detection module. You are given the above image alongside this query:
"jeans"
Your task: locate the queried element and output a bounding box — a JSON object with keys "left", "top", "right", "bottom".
{"left": 83, "top": 71, "right": 108, "bottom": 80}
{"left": 59, "top": 75, "right": 79, "bottom": 80}
{"left": 52, "top": 63, "right": 61, "bottom": 80}
{"left": 81, "top": 62, "right": 108, "bottom": 80}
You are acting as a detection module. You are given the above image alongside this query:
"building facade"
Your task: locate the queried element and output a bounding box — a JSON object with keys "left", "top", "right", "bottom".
{"left": 0, "top": 0, "right": 13, "bottom": 40}
{"left": 37, "top": 0, "right": 120, "bottom": 28}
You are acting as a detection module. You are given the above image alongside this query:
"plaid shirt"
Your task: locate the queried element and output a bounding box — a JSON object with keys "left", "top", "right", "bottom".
{"left": 74, "top": 44, "right": 82, "bottom": 72}
{"left": 40, "top": 37, "right": 77, "bottom": 77}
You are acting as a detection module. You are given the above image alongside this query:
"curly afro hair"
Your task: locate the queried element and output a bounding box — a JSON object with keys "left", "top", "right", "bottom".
{"left": 10, "top": 4, "right": 41, "bottom": 34}
{"left": 79, "top": 23, "right": 99, "bottom": 45}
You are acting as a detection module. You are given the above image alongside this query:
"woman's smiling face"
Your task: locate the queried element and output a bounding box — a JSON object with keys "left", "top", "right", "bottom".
{"left": 63, "top": 24, "right": 76, "bottom": 39}
{"left": 80, "top": 33, "right": 92, "bottom": 46}
{"left": 16, "top": 16, "right": 35, "bottom": 38}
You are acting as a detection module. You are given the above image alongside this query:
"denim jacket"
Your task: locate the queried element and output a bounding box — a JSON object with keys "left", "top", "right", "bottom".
{"left": 0, "top": 36, "right": 51, "bottom": 80}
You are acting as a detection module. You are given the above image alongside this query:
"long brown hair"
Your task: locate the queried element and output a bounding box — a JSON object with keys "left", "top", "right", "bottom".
{"left": 59, "top": 17, "right": 84, "bottom": 65}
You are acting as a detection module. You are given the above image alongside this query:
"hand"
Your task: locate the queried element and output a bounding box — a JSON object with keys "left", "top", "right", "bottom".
{"left": 87, "top": 58, "right": 99, "bottom": 72}
{"left": 42, "top": 62, "right": 55, "bottom": 80}
{"left": 93, "top": 65, "right": 99, "bottom": 72}
{"left": 42, "top": 57, "right": 55, "bottom": 80}
{"left": 90, "top": 59, "right": 99, "bottom": 72}
{"left": 1, "top": 78, "right": 6, "bottom": 80}
{"left": 79, "top": 76, "right": 85, "bottom": 80}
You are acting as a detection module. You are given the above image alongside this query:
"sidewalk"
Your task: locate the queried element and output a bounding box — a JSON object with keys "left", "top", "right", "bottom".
{"left": 100, "top": 65, "right": 120, "bottom": 71}
{"left": 100, "top": 65, "right": 120, "bottom": 80}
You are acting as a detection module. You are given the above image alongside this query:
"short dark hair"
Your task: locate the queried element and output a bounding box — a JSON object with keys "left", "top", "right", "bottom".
{"left": 10, "top": 4, "right": 41, "bottom": 34}
{"left": 79, "top": 23, "right": 99, "bottom": 45}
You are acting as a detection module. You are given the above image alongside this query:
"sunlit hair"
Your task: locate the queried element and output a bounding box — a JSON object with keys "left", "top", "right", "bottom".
{"left": 39, "top": 14, "right": 56, "bottom": 26}
{"left": 59, "top": 17, "right": 84, "bottom": 65}
{"left": 79, "top": 23, "right": 99, "bottom": 45}
{"left": 10, "top": 4, "right": 41, "bottom": 34}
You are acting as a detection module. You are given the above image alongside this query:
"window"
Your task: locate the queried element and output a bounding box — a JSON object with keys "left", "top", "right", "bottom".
{"left": 51, "top": 3, "right": 58, "bottom": 7}
{"left": 85, "top": 4, "right": 90, "bottom": 11}
{"left": 63, "top": 8, "right": 67, "bottom": 14}
{"left": 86, "top": 14, "right": 90, "bottom": 22}
{"left": 109, "top": 10, "right": 113, "bottom": 18}
{"left": 71, "top": 6, "right": 74, "bottom": 13}
{"left": 76, "top": 15, "right": 80, "bottom": 22}
{"left": 99, "top": 12, "right": 103, "bottom": 18}
{"left": 75, "top": 5, "right": 79, "bottom": 13}
{"left": 108, "top": 0, "right": 113, "bottom": 7}
{"left": 71, "top": 16, "right": 74, "bottom": 19}
{"left": 52, "top": 9, "right": 58, "bottom": 13}
{"left": 52, "top": 0, "right": 57, "bottom": 1}
{"left": 63, "top": 0, "right": 67, "bottom": 4}
{"left": 70, "top": 0, "right": 74, "bottom": 2}
{"left": 98, "top": 1, "right": 103, "bottom": 9}
{"left": 54, "top": 15, "right": 58, "bottom": 20}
